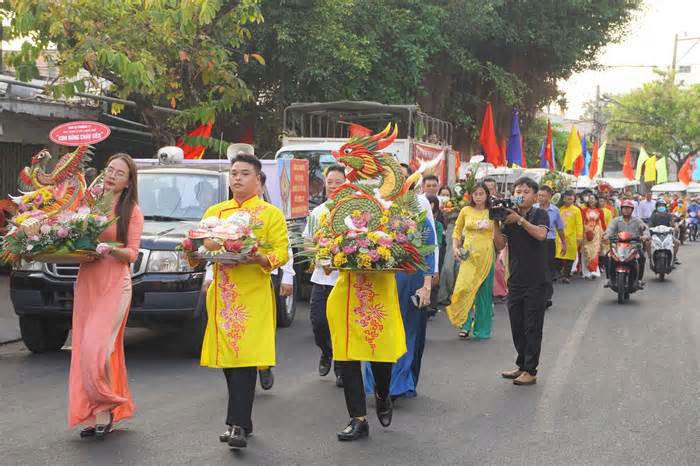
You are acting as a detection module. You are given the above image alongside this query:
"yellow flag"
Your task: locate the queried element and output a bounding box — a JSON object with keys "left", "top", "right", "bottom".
{"left": 563, "top": 126, "right": 582, "bottom": 171}
{"left": 596, "top": 141, "right": 607, "bottom": 177}
{"left": 644, "top": 155, "right": 657, "bottom": 183}
{"left": 635, "top": 146, "right": 650, "bottom": 180}
{"left": 656, "top": 157, "right": 668, "bottom": 183}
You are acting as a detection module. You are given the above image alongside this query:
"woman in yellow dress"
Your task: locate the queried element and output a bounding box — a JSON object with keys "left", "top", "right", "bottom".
{"left": 447, "top": 182, "right": 495, "bottom": 339}
{"left": 556, "top": 190, "right": 584, "bottom": 283}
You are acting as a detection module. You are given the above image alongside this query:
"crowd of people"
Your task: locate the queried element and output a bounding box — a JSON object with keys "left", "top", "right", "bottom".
{"left": 65, "top": 152, "right": 697, "bottom": 451}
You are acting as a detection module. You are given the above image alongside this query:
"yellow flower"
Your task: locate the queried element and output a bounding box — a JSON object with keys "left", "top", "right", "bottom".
{"left": 332, "top": 252, "right": 347, "bottom": 267}
{"left": 377, "top": 246, "right": 392, "bottom": 260}
{"left": 367, "top": 232, "right": 380, "bottom": 243}
{"left": 352, "top": 210, "right": 362, "bottom": 217}
{"left": 333, "top": 236, "right": 343, "bottom": 246}
{"left": 358, "top": 253, "right": 372, "bottom": 268}
{"left": 318, "top": 247, "right": 330, "bottom": 257}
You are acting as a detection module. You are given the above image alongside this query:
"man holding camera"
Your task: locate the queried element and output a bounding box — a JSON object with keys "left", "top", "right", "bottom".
{"left": 493, "top": 177, "right": 550, "bottom": 386}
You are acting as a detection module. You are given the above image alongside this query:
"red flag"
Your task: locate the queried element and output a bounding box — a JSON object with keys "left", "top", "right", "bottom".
{"left": 544, "top": 120, "right": 554, "bottom": 171}
{"left": 678, "top": 157, "right": 692, "bottom": 184}
{"left": 177, "top": 122, "right": 214, "bottom": 160}
{"left": 588, "top": 141, "right": 599, "bottom": 179}
{"left": 479, "top": 102, "right": 501, "bottom": 166}
{"left": 622, "top": 144, "right": 634, "bottom": 180}
{"left": 520, "top": 135, "right": 527, "bottom": 168}
{"left": 349, "top": 123, "right": 372, "bottom": 137}
{"left": 499, "top": 138, "right": 507, "bottom": 167}
{"left": 573, "top": 153, "right": 584, "bottom": 176}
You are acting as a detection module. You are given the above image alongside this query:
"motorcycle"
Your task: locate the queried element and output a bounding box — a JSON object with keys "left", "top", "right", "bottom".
{"left": 688, "top": 211, "right": 698, "bottom": 242}
{"left": 649, "top": 225, "right": 674, "bottom": 281}
{"left": 608, "top": 231, "right": 643, "bottom": 304}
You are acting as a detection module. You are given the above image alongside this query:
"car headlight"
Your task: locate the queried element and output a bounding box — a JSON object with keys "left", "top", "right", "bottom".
{"left": 12, "top": 259, "right": 43, "bottom": 272}
{"left": 146, "top": 251, "right": 195, "bottom": 273}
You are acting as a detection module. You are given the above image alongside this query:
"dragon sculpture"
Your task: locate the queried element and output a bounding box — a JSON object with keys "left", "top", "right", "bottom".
{"left": 327, "top": 123, "right": 426, "bottom": 236}
{"left": 14, "top": 145, "right": 91, "bottom": 215}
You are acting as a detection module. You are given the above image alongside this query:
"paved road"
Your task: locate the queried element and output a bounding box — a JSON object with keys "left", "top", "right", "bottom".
{"left": 2, "top": 245, "right": 700, "bottom": 465}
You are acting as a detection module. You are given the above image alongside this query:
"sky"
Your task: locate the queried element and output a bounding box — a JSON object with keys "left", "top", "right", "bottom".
{"left": 559, "top": 0, "right": 700, "bottom": 119}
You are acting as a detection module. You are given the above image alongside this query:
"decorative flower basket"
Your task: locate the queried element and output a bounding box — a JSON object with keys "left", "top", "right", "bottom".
{"left": 179, "top": 212, "right": 263, "bottom": 264}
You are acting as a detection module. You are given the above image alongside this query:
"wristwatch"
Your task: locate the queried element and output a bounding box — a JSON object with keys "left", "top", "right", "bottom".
{"left": 517, "top": 217, "right": 524, "bottom": 227}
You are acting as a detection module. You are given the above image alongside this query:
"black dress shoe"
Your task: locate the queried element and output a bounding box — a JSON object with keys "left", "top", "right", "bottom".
{"left": 228, "top": 425, "right": 247, "bottom": 449}
{"left": 259, "top": 368, "right": 274, "bottom": 390}
{"left": 319, "top": 356, "right": 332, "bottom": 377}
{"left": 80, "top": 427, "right": 96, "bottom": 438}
{"left": 335, "top": 375, "right": 344, "bottom": 388}
{"left": 336, "top": 418, "right": 369, "bottom": 441}
{"left": 375, "top": 393, "right": 393, "bottom": 427}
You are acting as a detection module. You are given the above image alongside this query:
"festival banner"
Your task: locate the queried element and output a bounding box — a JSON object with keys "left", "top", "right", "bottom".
{"left": 411, "top": 143, "right": 446, "bottom": 185}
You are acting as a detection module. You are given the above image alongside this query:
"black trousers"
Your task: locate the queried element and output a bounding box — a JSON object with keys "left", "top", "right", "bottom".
{"left": 336, "top": 361, "right": 391, "bottom": 418}
{"left": 544, "top": 239, "right": 557, "bottom": 301}
{"left": 309, "top": 284, "right": 341, "bottom": 376}
{"left": 223, "top": 367, "right": 257, "bottom": 433}
{"left": 507, "top": 283, "right": 547, "bottom": 375}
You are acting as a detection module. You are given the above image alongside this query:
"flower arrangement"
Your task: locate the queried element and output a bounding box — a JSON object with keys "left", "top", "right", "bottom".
{"left": 178, "top": 212, "right": 262, "bottom": 263}
{"left": 1, "top": 199, "right": 115, "bottom": 264}
{"left": 444, "top": 155, "right": 484, "bottom": 217}
{"left": 310, "top": 196, "right": 433, "bottom": 273}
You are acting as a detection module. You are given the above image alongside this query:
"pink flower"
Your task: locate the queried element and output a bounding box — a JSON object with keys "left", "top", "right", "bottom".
{"left": 90, "top": 185, "right": 103, "bottom": 196}
{"left": 96, "top": 243, "right": 112, "bottom": 255}
{"left": 357, "top": 239, "right": 370, "bottom": 248}
{"left": 96, "top": 215, "right": 108, "bottom": 223}
{"left": 378, "top": 237, "right": 393, "bottom": 247}
{"left": 342, "top": 245, "right": 357, "bottom": 254}
{"left": 330, "top": 245, "right": 339, "bottom": 254}
{"left": 368, "top": 250, "right": 381, "bottom": 262}
{"left": 33, "top": 194, "right": 44, "bottom": 205}
{"left": 29, "top": 235, "right": 40, "bottom": 242}
{"left": 346, "top": 231, "right": 358, "bottom": 239}
{"left": 40, "top": 224, "right": 51, "bottom": 235}
{"left": 18, "top": 203, "right": 29, "bottom": 212}
{"left": 396, "top": 233, "right": 408, "bottom": 243}
{"left": 318, "top": 237, "right": 330, "bottom": 247}
{"left": 57, "top": 227, "right": 70, "bottom": 238}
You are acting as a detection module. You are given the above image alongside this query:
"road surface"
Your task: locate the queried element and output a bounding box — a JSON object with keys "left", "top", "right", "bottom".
{"left": 1, "top": 245, "right": 699, "bottom": 465}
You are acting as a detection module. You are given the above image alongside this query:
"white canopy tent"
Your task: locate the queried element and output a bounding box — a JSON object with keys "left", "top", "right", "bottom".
{"left": 651, "top": 182, "right": 688, "bottom": 193}
{"left": 686, "top": 183, "right": 700, "bottom": 194}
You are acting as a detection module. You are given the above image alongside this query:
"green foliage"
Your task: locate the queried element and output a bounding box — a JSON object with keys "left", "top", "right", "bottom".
{"left": 606, "top": 71, "right": 700, "bottom": 170}
{"left": 2, "top": 0, "right": 264, "bottom": 144}
{"left": 241, "top": 0, "right": 641, "bottom": 152}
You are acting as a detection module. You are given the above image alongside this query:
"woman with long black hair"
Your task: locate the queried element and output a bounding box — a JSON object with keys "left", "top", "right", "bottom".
{"left": 68, "top": 153, "right": 144, "bottom": 438}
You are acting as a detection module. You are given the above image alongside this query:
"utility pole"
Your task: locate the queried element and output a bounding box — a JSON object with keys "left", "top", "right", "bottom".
{"left": 671, "top": 33, "right": 700, "bottom": 84}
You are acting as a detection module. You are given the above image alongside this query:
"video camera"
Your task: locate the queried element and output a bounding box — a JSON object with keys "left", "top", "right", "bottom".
{"left": 489, "top": 198, "right": 514, "bottom": 221}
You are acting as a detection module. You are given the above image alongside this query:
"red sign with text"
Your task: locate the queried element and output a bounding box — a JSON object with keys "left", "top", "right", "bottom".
{"left": 289, "top": 159, "right": 309, "bottom": 218}
{"left": 49, "top": 121, "right": 111, "bottom": 146}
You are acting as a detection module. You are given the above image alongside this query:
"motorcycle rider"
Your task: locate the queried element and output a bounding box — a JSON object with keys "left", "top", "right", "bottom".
{"left": 604, "top": 200, "right": 649, "bottom": 288}
{"left": 649, "top": 200, "right": 680, "bottom": 265}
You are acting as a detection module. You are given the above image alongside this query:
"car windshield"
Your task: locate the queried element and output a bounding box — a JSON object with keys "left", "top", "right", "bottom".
{"left": 138, "top": 173, "right": 221, "bottom": 221}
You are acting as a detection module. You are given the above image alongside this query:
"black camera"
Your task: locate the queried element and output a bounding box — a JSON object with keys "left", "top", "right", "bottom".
{"left": 489, "top": 198, "right": 514, "bottom": 221}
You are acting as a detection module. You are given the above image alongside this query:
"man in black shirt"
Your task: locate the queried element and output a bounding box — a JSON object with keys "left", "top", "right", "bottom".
{"left": 494, "top": 177, "right": 550, "bottom": 386}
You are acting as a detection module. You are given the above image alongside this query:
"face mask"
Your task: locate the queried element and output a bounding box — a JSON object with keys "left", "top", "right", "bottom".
{"left": 657, "top": 207, "right": 667, "bottom": 213}
{"left": 511, "top": 195, "right": 524, "bottom": 206}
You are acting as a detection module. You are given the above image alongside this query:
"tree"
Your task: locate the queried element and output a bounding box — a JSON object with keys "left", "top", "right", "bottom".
{"left": 2, "top": 0, "right": 264, "bottom": 146}
{"left": 239, "top": 0, "right": 641, "bottom": 153}
{"left": 606, "top": 71, "right": 700, "bottom": 171}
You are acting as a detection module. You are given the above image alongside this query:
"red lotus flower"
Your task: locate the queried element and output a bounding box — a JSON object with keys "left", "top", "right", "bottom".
{"left": 181, "top": 238, "right": 194, "bottom": 251}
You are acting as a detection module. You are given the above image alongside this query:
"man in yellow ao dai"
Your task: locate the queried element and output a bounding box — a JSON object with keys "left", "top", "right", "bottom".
{"left": 194, "top": 154, "right": 288, "bottom": 450}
